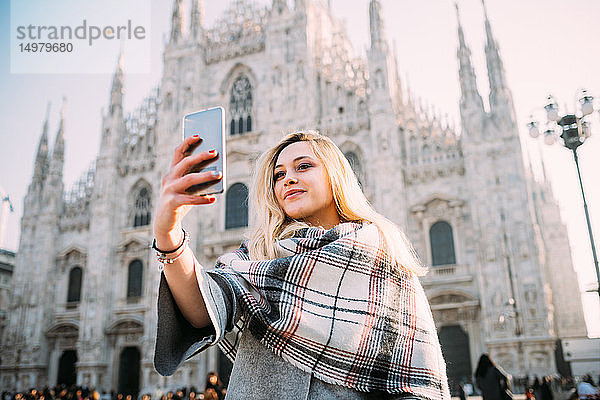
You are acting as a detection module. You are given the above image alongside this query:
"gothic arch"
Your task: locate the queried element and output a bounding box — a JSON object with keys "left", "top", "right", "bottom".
{"left": 222, "top": 66, "right": 256, "bottom": 135}
{"left": 128, "top": 179, "right": 152, "bottom": 228}
{"left": 225, "top": 182, "right": 249, "bottom": 229}
{"left": 409, "top": 193, "right": 466, "bottom": 269}
{"left": 405, "top": 119, "right": 418, "bottom": 132}
{"left": 409, "top": 134, "right": 419, "bottom": 164}
{"left": 56, "top": 246, "right": 87, "bottom": 273}
{"left": 344, "top": 151, "right": 364, "bottom": 187}
{"left": 428, "top": 289, "right": 477, "bottom": 305}
{"left": 46, "top": 320, "right": 80, "bottom": 384}
{"left": 411, "top": 193, "right": 464, "bottom": 210}
{"left": 47, "top": 321, "right": 80, "bottom": 338}
{"left": 116, "top": 236, "right": 150, "bottom": 254}
{"left": 56, "top": 245, "right": 87, "bottom": 260}
{"left": 339, "top": 141, "right": 366, "bottom": 188}
{"left": 429, "top": 220, "right": 456, "bottom": 266}
{"left": 106, "top": 318, "right": 144, "bottom": 336}
{"left": 427, "top": 289, "right": 480, "bottom": 330}
{"left": 219, "top": 63, "right": 258, "bottom": 96}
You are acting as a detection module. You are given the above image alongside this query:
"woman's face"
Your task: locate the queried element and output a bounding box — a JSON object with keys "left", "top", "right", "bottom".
{"left": 274, "top": 141, "right": 340, "bottom": 228}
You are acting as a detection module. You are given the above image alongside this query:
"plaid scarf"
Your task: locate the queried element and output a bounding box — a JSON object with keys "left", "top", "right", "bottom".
{"left": 206, "top": 222, "right": 449, "bottom": 399}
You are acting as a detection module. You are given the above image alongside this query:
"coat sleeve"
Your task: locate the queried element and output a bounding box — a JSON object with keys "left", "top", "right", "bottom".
{"left": 153, "top": 268, "right": 239, "bottom": 376}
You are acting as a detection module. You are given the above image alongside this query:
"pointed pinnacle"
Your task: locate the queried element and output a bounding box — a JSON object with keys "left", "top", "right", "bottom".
{"left": 482, "top": 0, "right": 495, "bottom": 45}
{"left": 60, "top": 97, "right": 67, "bottom": 120}
{"left": 45, "top": 101, "right": 52, "bottom": 121}
{"left": 42, "top": 101, "right": 52, "bottom": 134}
{"left": 119, "top": 43, "right": 124, "bottom": 65}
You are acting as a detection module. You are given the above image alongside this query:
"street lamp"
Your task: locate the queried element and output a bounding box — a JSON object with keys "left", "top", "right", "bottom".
{"left": 527, "top": 90, "right": 600, "bottom": 298}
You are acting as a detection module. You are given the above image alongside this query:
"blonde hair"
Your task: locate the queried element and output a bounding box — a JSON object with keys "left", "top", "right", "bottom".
{"left": 247, "top": 130, "right": 426, "bottom": 276}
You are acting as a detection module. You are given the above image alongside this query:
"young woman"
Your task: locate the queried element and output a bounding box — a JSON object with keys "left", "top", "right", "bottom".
{"left": 152, "top": 131, "right": 449, "bottom": 400}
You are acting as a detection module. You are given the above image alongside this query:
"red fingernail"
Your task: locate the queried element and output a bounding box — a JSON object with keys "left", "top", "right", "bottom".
{"left": 209, "top": 149, "right": 217, "bottom": 154}
{"left": 193, "top": 135, "right": 200, "bottom": 138}
{"left": 209, "top": 197, "right": 216, "bottom": 203}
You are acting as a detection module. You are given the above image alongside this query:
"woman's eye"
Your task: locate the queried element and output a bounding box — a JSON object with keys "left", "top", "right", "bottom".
{"left": 297, "top": 163, "right": 312, "bottom": 170}
{"left": 274, "top": 171, "right": 285, "bottom": 181}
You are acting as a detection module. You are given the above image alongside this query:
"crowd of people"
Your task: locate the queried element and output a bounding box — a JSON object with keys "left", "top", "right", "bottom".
{"left": 1, "top": 386, "right": 102, "bottom": 400}
{"left": 0, "top": 372, "right": 227, "bottom": 400}
{"left": 1, "top": 365, "right": 598, "bottom": 400}
{"left": 466, "top": 353, "right": 600, "bottom": 400}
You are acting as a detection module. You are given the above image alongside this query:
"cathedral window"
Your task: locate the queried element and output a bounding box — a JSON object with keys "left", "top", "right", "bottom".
{"left": 429, "top": 221, "right": 456, "bottom": 266}
{"left": 164, "top": 92, "right": 173, "bottom": 109}
{"left": 409, "top": 135, "right": 418, "bottom": 164}
{"left": 358, "top": 100, "right": 366, "bottom": 115}
{"left": 344, "top": 151, "right": 364, "bottom": 188}
{"left": 399, "top": 128, "right": 407, "bottom": 159}
{"left": 272, "top": 67, "right": 282, "bottom": 86}
{"left": 285, "top": 29, "right": 293, "bottom": 62}
{"left": 127, "top": 259, "right": 143, "bottom": 299}
{"left": 346, "top": 93, "right": 354, "bottom": 114}
{"left": 225, "top": 183, "right": 249, "bottom": 229}
{"left": 133, "top": 186, "right": 151, "bottom": 227}
{"left": 434, "top": 145, "right": 442, "bottom": 162}
{"left": 297, "top": 61, "right": 304, "bottom": 81}
{"left": 67, "top": 266, "right": 83, "bottom": 304}
{"left": 183, "top": 86, "right": 192, "bottom": 108}
{"left": 374, "top": 69, "right": 384, "bottom": 89}
{"left": 229, "top": 75, "right": 253, "bottom": 135}
{"left": 422, "top": 145, "right": 431, "bottom": 163}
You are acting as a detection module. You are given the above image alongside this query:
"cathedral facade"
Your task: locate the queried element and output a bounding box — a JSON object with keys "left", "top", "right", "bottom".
{"left": 0, "top": 0, "right": 588, "bottom": 394}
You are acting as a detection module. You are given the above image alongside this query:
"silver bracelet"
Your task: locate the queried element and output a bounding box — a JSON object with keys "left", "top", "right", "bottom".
{"left": 154, "top": 230, "right": 190, "bottom": 271}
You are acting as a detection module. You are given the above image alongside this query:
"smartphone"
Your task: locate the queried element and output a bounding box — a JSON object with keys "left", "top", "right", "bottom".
{"left": 182, "top": 106, "right": 226, "bottom": 196}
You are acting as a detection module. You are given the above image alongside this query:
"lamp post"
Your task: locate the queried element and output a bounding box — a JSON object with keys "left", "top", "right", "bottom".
{"left": 527, "top": 90, "right": 600, "bottom": 298}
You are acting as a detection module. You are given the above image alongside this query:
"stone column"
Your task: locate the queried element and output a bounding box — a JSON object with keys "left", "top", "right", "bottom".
{"left": 107, "top": 336, "right": 117, "bottom": 393}
{"left": 91, "top": 369, "right": 98, "bottom": 389}
{"left": 142, "top": 366, "right": 150, "bottom": 391}
{"left": 48, "top": 340, "right": 59, "bottom": 386}
{"left": 207, "top": 347, "right": 217, "bottom": 373}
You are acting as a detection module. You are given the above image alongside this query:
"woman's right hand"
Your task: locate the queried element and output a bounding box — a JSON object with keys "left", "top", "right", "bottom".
{"left": 153, "top": 135, "right": 222, "bottom": 249}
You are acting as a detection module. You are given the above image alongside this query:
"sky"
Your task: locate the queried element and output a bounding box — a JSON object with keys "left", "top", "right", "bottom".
{"left": 0, "top": 0, "right": 599, "bottom": 336}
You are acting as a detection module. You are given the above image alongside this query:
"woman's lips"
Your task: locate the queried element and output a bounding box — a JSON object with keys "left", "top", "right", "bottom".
{"left": 284, "top": 190, "right": 305, "bottom": 199}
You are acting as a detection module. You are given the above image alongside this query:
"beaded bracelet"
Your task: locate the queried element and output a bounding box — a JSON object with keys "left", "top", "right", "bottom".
{"left": 152, "top": 229, "right": 190, "bottom": 271}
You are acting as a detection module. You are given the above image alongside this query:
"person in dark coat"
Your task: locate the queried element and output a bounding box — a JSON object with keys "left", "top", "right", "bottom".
{"left": 474, "top": 354, "right": 513, "bottom": 400}
{"left": 533, "top": 377, "right": 544, "bottom": 400}
{"left": 541, "top": 376, "right": 554, "bottom": 400}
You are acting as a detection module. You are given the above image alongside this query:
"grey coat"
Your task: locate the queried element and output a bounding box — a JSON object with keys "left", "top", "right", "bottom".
{"left": 154, "top": 272, "right": 422, "bottom": 400}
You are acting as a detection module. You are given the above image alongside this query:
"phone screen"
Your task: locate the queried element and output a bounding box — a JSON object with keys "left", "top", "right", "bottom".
{"left": 182, "top": 106, "right": 226, "bottom": 195}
